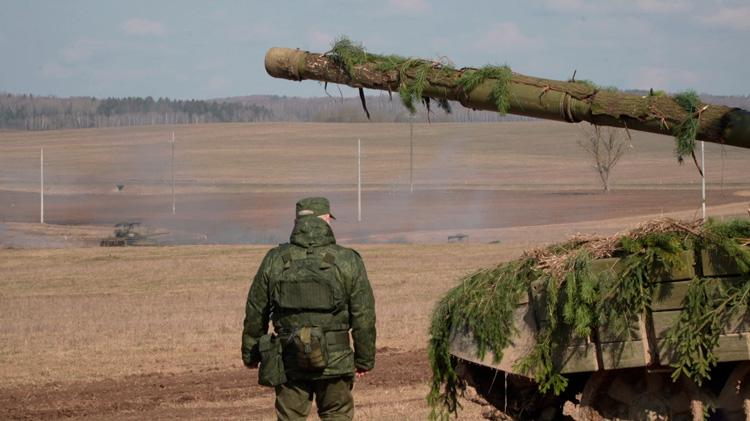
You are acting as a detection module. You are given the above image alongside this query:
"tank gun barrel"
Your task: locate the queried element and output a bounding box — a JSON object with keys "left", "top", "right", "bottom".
{"left": 265, "top": 46, "right": 750, "bottom": 150}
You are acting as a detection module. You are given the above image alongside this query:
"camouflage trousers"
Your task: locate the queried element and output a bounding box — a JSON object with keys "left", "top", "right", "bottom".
{"left": 274, "top": 375, "right": 355, "bottom": 420}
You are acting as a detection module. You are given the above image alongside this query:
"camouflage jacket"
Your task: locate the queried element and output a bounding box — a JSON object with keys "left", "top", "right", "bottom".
{"left": 242, "top": 216, "right": 376, "bottom": 379}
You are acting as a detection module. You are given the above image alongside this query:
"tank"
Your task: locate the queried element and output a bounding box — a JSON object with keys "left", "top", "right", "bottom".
{"left": 100, "top": 222, "right": 167, "bottom": 247}
{"left": 264, "top": 40, "right": 750, "bottom": 420}
{"left": 435, "top": 218, "right": 750, "bottom": 420}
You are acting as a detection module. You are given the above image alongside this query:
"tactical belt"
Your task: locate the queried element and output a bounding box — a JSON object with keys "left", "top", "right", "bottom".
{"left": 278, "top": 330, "right": 350, "bottom": 347}
{"left": 325, "top": 330, "right": 350, "bottom": 346}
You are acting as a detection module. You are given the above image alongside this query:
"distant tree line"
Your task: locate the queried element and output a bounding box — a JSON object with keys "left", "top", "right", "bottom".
{"left": 0, "top": 93, "right": 274, "bottom": 131}
{"left": 2, "top": 91, "right": 748, "bottom": 131}
{"left": 212, "top": 92, "right": 750, "bottom": 124}
{"left": 222, "top": 93, "right": 540, "bottom": 124}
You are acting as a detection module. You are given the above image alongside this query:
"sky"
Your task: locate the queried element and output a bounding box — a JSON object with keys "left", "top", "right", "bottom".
{"left": 1, "top": 0, "right": 749, "bottom": 101}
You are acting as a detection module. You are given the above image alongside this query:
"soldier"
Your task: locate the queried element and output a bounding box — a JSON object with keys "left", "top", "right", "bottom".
{"left": 242, "top": 197, "right": 376, "bottom": 420}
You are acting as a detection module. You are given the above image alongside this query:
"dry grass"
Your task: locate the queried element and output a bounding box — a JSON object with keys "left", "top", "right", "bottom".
{"left": 1, "top": 121, "right": 749, "bottom": 418}
{"left": 362, "top": 243, "right": 528, "bottom": 349}
{"left": 1, "top": 246, "right": 255, "bottom": 383}
{"left": 2, "top": 122, "right": 749, "bottom": 196}
{"left": 0, "top": 243, "right": 526, "bottom": 419}
{"left": 0, "top": 244, "right": 521, "bottom": 386}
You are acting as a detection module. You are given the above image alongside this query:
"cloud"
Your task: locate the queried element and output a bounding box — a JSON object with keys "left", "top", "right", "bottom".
{"left": 59, "top": 37, "right": 106, "bottom": 63}
{"left": 202, "top": 76, "right": 231, "bottom": 93}
{"left": 547, "top": 0, "right": 584, "bottom": 11}
{"left": 698, "top": 6, "right": 750, "bottom": 31}
{"left": 308, "top": 31, "right": 335, "bottom": 52}
{"left": 121, "top": 18, "right": 166, "bottom": 36}
{"left": 39, "top": 61, "right": 76, "bottom": 78}
{"left": 628, "top": 66, "right": 700, "bottom": 92}
{"left": 546, "top": 0, "right": 686, "bottom": 14}
{"left": 195, "top": 59, "right": 224, "bottom": 71}
{"left": 387, "top": 0, "right": 431, "bottom": 15}
{"left": 473, "top": 22, "right": 545, "bottom": 54}
{"left": 58, "top": 35, "right": 169, "bottom": 66}
{"left": 212, "top": 10, "right": 228, "bottom": 21}
{"left": 632, "top": 0, "right": 687, "bottom": 13}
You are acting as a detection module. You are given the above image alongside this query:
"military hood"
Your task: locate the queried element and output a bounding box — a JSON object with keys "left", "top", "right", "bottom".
{"left": 289, "top": 216, "right": 336, "bottom": 249}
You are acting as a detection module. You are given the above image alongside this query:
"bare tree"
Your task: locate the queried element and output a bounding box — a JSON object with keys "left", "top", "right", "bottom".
{"left": 578, "top": 123, "right": 631, "bottom": 194}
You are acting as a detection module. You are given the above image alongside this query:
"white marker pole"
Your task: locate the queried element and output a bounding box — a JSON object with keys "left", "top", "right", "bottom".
{"left": 410, "top": 118, "right": 414, "bottom": 194}
{"left": 701, "top": 141, "right": 706, "bottom": 219}
{"left": 171, "top": 132, "right": 175, "bottom": 216}
{"left": 40, "top": 148, "right": 44, "bottom": 224}
{"left": 357, "top": 139, "right": 362, "bottom": 222}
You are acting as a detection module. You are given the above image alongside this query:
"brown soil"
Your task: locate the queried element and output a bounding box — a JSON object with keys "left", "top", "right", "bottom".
{"left": 2, "top": 122, "right": 749, "bottom": 419}
{"left": 3, "top": 187, "right": 749, "bottom": 248}
{"left": 0, "top": 348, "right": 426, "bottom": 420}
{"left": 2, "top": 122, "right": 749, "bottom": 420}
{"left": 2, "top": 188, "right": 749, "bottom": 420}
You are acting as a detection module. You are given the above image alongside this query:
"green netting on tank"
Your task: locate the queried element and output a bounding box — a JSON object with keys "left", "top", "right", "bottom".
{"left": 327, "top": 36, "right": 507, "bottom": 116}
{"left": 427, "top": 217, "right": 750, "bottom": 420}
{"left": 325, "top": 37, "right": 708, "bottom": 158}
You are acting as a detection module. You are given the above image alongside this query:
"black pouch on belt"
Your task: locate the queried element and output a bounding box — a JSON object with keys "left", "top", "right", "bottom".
{"left": 258, "top": 333, "right": 287, "bottom": 387}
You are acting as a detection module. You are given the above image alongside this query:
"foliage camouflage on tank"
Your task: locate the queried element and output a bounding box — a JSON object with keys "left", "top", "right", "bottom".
{"left": 265, "top": 37, "right": 750, "bottom": 159}
{"left": 427, "top": 217, "right": 750, "bottom": 420}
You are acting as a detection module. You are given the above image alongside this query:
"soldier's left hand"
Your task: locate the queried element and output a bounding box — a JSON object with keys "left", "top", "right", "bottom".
{"left": 355, "top": 367, "right": 369, "bottom": 378}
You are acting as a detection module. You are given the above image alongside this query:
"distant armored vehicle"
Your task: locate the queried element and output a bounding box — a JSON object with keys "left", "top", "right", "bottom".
{"left": 100, "top": 222, "right": 167, "bottom": 247}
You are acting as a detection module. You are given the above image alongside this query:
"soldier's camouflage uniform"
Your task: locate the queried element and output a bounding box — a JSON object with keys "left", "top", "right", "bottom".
{"left": 242, "top": 212, "right": 376, "bottom": 420}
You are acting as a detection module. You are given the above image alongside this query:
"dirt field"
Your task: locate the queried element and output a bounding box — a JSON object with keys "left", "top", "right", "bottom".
{"left": 1, "top": 122, "right": 749, "bottom": 419}
{"left": 2, "top": 187, "right": 749, "bottom": 248}
{"left": 0, "top": 242, "right": 518, "bottom": 421}
{"left": 2, "top": 121, "right": 749, "bottom": 248}
{"left": 0, "top": 348, "right": 429, "bottom": 420}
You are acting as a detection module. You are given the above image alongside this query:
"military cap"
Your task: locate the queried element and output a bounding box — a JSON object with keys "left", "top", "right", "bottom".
{"left": 296, "top": 197, "right": 336, "bottom": 219}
